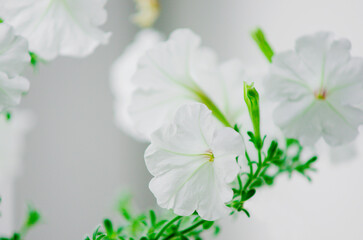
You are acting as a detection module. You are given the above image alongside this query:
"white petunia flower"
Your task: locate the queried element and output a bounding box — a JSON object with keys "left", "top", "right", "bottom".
{"left": 128, "top": 29, "right": 241, "bottom": 140}
{"left": 0, "top": 23, "right": 30, "bottom": 112}
{"left": 266, "top": 32, "right": 363, "bottom": 146}
{"left": 110, "top": 29, "right": 163, "bottom": 141}
{"left": 0, "top": 0, "right": 111, "bottom": 60}
{"left": 145, "top": 103, "right": 243, "bottom": 220}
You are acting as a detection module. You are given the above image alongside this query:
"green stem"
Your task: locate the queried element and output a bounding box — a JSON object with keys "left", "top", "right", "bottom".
{"left": 195, "top": 90, "right": 233, "bottom": 128}
{"left": 242, "top": 148, "right": 263, "bottom": 193}
{"left": 163, "top": 220, "right": 206, "bottom": 240}
{"left": 155, "top": 216, "right": 183, "bottom": 240}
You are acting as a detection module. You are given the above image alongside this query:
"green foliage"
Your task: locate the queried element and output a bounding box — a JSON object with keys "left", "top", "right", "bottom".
{"left": 251, "top": 28, "right": 274, "bottom": 62}
{"left": 85, "top": 196, "right": 219, "bottom": 240}
{"left": 230, "top": 135, "right": 317, "bottom": 216}
{"left": 0, "top": 205, "right": 41, "bottom": 240}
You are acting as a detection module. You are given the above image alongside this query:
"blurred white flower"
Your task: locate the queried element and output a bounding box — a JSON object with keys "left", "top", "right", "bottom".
{"left": 218, "top": 59, "right": 247, "bottom": 126}
{"left": 110, "top": 29, "right": 163, "bottom": 141}
{"left": 266, "top": 32, "right": 363, "bottom": 146}
{"left": 129, "top": 29, "right": 242, "bottom": 139}
{"left": 0, "top": 73, "right": 29, "bottom": 112}
{"left": 0, "top": 23, "right": 30, "bottom": 112}
{"left": 145, "top": 103, "right": 243, "bottom": 220}
{"left": 0, "top": 0, "right": 111, "bottom": 60}
{"left": 0, "top": 23, "right": 30, "bottom": 77}
{"left": 0, "top": 110, "right": 35, "bottom": 177}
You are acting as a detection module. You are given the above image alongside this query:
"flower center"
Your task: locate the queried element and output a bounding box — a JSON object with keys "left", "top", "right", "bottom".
{"left": 314, "top": 88, "right": 327, "bottom": 100}
{"left": 203, "top": 150, "right": 214, "bottom": 162}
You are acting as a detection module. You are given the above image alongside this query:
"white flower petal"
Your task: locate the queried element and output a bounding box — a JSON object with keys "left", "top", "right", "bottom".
{"left": 1, "top": 0, "right": 110, "bottom": 60}
{"left": 0, "top": 72, "right": 30, "bottom": 112}
{"left": 212, "top": 127, "right": 243, "bottom": 183}
{"left": 273, "top": 96, "right": 320, "bottom": 146}
{"left": 267, "top": 51, "right": 315, "bottom": 101}
{"left": 146, "top": 103, "right": 242, "bottom": 220}
{"left": 218, "top": 59, "right": 246, "bottom": 124}
{"left": 147, "top": 103, "right": 216, "bottom": 161}
{"left": 0, "top": 23, "right": 30, "bottom": 77}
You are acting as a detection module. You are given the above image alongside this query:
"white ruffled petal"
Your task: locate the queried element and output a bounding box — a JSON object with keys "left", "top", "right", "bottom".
{"left": 1, "top": 0, "right": 110, "bottom": 60}
{"left": 0, "top": 72, "right": 29, "bottom": 112}
{"left": 0, "top": 23, "right": 30, "bottom": 77}
{"left": 129, "top": 29, "right": 225, "bottom": 138}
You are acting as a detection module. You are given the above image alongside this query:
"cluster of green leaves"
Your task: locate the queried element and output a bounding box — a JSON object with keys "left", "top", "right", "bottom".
{"left": 0, "top": 205, "right": 41, "bottom": 240}
{"left": 85, "top": 194, "right": 219, "bottom": 240}
{"left": 230, "top": 131, "right": 317, "bottom": 216}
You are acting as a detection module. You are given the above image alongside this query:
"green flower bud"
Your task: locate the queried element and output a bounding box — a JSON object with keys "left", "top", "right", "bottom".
{"left": 244, "top": 82, "right": 262, "bottom": 149}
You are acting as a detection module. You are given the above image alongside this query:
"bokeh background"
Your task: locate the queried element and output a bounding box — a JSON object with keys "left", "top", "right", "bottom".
{"left": 3, "top": 0, "right": 363, "bottom": 239}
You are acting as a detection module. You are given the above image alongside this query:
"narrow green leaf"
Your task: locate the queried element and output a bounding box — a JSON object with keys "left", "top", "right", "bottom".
{"left": 103, "top": 219, "right": 113, "bottom": 236}
{"left": 251, "top": 28, "right": 274, "bottom": 63}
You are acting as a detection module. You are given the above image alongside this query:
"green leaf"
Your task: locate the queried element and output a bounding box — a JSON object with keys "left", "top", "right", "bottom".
{"left": 262, "top": 175, "right": 274, "bottom": 185}
{"left": 213, "top": 226, "right": 220, "bottom": 236}
{"left": 149, "top": 210, "right": 156, "bottom": 226}
{"left": 267, "top": 140, "right": 278, "bottom": 160}
{"left": 202, "top": 221, "right": 214, "bottom": 230}
{"left": 251, "top": 28, "right": 274, "bottom": 63}
{"left": 241, "top": 209, "right": 250, "bottom": 218}
{"left": 103, "top": 219, "right": 114, "bottom": 236}
{"left": 25, "top": 205, "right": 41, "bottom": 229}
{"left": 250, "top": 178, "right": 263, "bottom": 188}
{"left": 242, "top": 189, "right": 256, "bottom": 201}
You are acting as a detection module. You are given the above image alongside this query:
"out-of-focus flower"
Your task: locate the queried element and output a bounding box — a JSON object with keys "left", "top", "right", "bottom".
{"left": 0, "top": 0, "right": 111, "bottom": 60}
{"left": 132, "top": 0, "right": 160, "bottom": 28}
{"left": 218, "top": 59, "right": 247, "bottom": 126}
{"left": 0, "top": 23, "right": 30, "bottom": 77}
{"left": 128, "top": 28, "right": 242, "bottom": 139}
{"left": 0, "top": 73, "right": 29, "bottom": 112}
{"left": 145, "top": 103, "right": 243, "bottom": 220}
{"left": 266, "top": 32, "right": 363, "bottom": 146}
{"left": 0, "top": 23, "right": 30, "bottom": 112}
{"left": 110, "top": 29, "right": 163, "bottom": 141}
{"left": 0, "top": 110, "right": 35, "bottom": 177}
